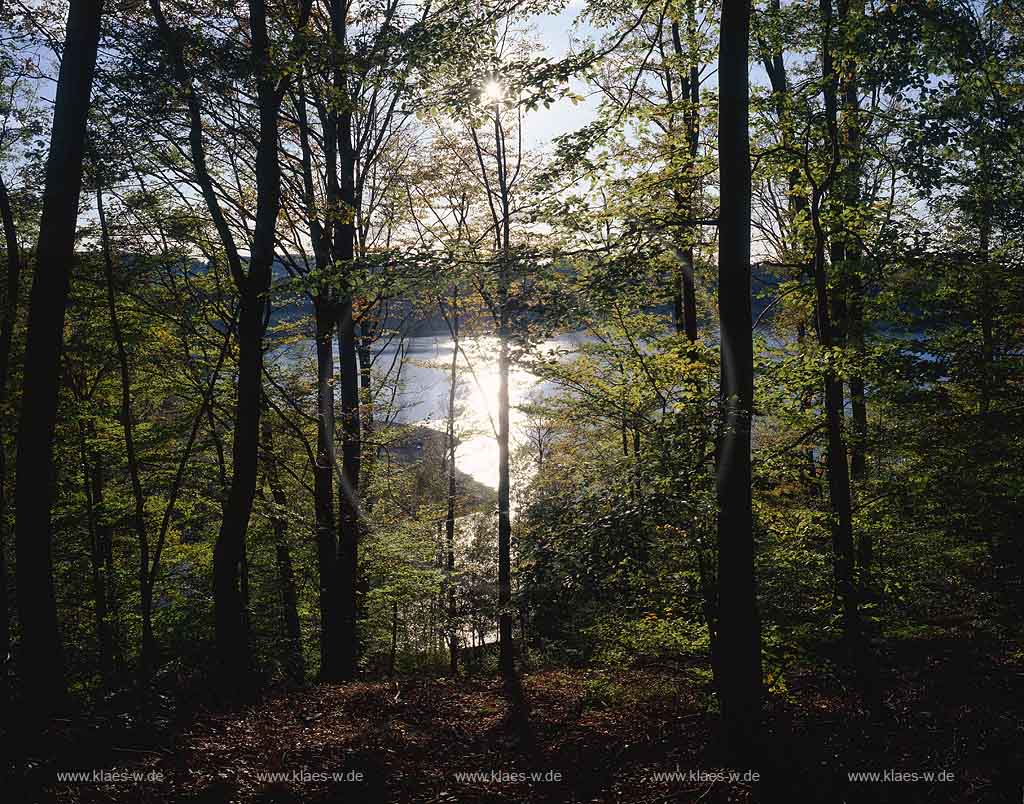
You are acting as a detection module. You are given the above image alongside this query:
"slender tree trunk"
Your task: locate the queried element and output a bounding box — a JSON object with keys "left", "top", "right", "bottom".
{"left": 817, "top": 0, "right": 862, "bottom": 646}
{"left": 849, "top": 290, "right": 869, "bottom": 574}
{"left": 328, "top": 0, "right": 361, "bottom": 681}
{"left": 261, "top": 414, "right": 304, "bottom": 683}
{"left": 150, "top": 0, "right": 248, "bottom": 693}
{"left": 211, "top": 195, "right": 266, "bottom": 695}
{"left": 314, "top": 300, "right": 341, "bottom": 679}
{"left": 833, "top": 1, "right": 869, "bottom": 574}
{"left": 496, "top": 298, "right": 513, "bottom": 680}
{"left": 98, "top": 189, "right": 157, "bottom": 687}
{"left": 671, "top": 10, "right": 700, "bottom": 343}
{"left": 977, "top": 168, "right": 994, "bottom": 417}
{"left": 358, "top": 320, "right": 376, "bottom": 498}
{"left": 486, "top": 99, "right": 516, "bottom": 681}
{"left": 837, "top": 0, "right": 869, "bottom": 500}
{"left": 443, "top": 298, "right": 460, "bottom": 675}
{"left": 811, "top": 195, "right": 860, "bottom": 639}
{"left": 212, "top": 0, "right": 281, "bottom": 696}
{"left": 715, "top": 0, "right": 763, "bottom": 760}
{"left": 0, "top": 173, "right": 23, "bottom": 707}
{"left": 294, "top": 78, "right": 341, "bottom": 681}
{"left": 388, "top": 600, "right": 398, "bottom": 677}
{"left": 14, "top": 0, "right": 102, "bottom": 718}
{"left": 336, "top": 292, "right": 361, "bottom": 680}
{"left": 491, "top": 272, "right": 514, "bottom": 679}
{"left": 356, "top": 321, "right": 376, "bottom": 629}
{"left": 761, "top": 0, "right": 818, "bottom": 489}
{"left": 78, "top": 422, "right": 113, "bottom": 688}
{"left": 975, "top": 167, "right": 996, "bottom": 571}
{"left": 91, "top": 430, "right": 122, "bottom": 677}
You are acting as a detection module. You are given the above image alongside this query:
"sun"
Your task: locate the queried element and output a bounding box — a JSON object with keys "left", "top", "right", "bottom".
{"left": 482, "top": 79, "right": 505, "bottom": 104}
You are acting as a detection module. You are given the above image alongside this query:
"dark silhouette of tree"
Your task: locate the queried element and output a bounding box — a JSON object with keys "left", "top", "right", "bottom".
{"left": 13, "top": 0, "right": 103, "bottom": 720}
{"left": 714, "top": 0, "right": 763, "bottom": 761}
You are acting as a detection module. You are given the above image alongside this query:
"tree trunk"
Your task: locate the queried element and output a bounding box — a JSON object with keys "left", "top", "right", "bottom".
{"left": 817, "top": 0, "right": 862, "bottom": 647}
{"left": 314, "top": 299, "right": 342, "bottom": 679}
{"left": 671, "top": 10, "right": 700, "bottom": 343}
{"left": 294, "top": 77, "right": 341, "bottom": 681}
{"left": 488, "top": 100, "right": 516, "bottom": 681}
{"left": 0, "top": 173, "right": 23, "bottom": 707}
{"left": 212, "top": 278, "right": 266, "bottom": 697}
{"left": 496, "top": 295, "right": 513, "bottom": 679}
{"left": 212, "top": 0, "right": 281, "bottom": 696}
{"left": 261, "top": 414, "right": 304, "bottom": 683}
{"left": 78, "top": 422, "right": 113, "bottom": 688}
{"left": 336, "top": 292, "right": 361, "bottom": 680}
{"left": 811, "top": 199, "right": 860, "bottom": 635}
{"left": 976, "top": 157, "right": 994, "bottom": 417}
{"left": 715, "top": 0, "right": 763, "bottom": 760}
{"left": 388, "top": 599, "right": 398, "bottom": 677}
{"left": 327, "top": 0, "right": 361, "bottom": 682}
{"left": 761, "top": 0, "right": 818, "bottom": 489}
{"left": 358, "top": 320, "right": 376, "bottom": 498}
{"left": 98, "top": 189, "right": 156, "bottom": 688}
{"left": 443, "top": 298, "right": 459, "bottom": 675}
{"left": 836, "top": 1, "right": 869, "bottom": 570}
{"left": 90, "top": 427, "right": 122, "bottom": 677}
{"left": 14, "top": 0, "right": 102, "bottom": 718}
{"left": 356, "top": 321, "right": 376, "bottom": 629}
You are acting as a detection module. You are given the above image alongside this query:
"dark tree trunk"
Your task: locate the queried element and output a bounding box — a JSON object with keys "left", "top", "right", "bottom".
{"left": 358, "top": 320, "right": 376, "bottom": 499}
{"left": 488, "top": 103, "right": 515, "bottom": 681}
{"left": 817, "top": 0, "right": 862, "bottom": 646}
{"left": 331, "top": 0, "right": 361, "bottom": 680}
{"left": 78, "top": 422, "right": 113, "bottom": 688}
{"left": 90, "top": 428, "right": 122, "bottom": 676}
{"left": 838, "top": 0, "right": 868, "bottom": 494}
{"left": 14, "top": 0, "right": 102, "bottom": 718}
{"left": 834, "top": 1, "right": 869, "bottom": 573}
{"left": 261, "top": 414, "right": 304, "bottom": 683}
{"left": 98, "top": 189, "right": 156, "bottom": 687}
{"left": 497, "top": 294, "right": 513, "bottom": 679}
{"left": 388, "top": 599, "right": 398, "bottom": 677}
{"left": 294, "top": 78, "right": 341, "bottom": 681}
{"left": 0, "top": 173, "right": 23, "bottom": 706}
{"left": 715, "top": 0, "right": 763, "bottom": 760}
{"left": 848, "top": 263, "right": 868, "bottom": 509}
{"left": 811, "top": 201, "right": 860, "bottom": 639}
{"left": 212, "top": 0, "right": 281, "bottom": 696}
{"left": 212, "top": 273, "right": 266, "bottom": 698}
{"left": 314, "top": 300, "right": 342, "bottom": 679}
{"left": 356, "top": 320, "right": 376, "bottom": 631}
{"left": 670, "top": 10, "right": 700, "bottom": 343}
{"left": 443, "top": 298, "right": 460, "bottom": 675}
{"left": 976, "top": 155, "right": 994, "bottom": 417}
{"left": 335, "top": 290, "right": 361, "bottom": 680}
{"left": 150, "top": 0, "right": 247, "bottom": 693}
{"left": 761, "top": 0, "right": 818, "bottom": 488}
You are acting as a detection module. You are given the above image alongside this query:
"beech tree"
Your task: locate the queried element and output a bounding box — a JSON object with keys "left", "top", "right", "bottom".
{"left": 13, "top": 0, "right": 102, "bottom": 718}
{"left": 714, "top": 0, "right": 762, "bottom": 759}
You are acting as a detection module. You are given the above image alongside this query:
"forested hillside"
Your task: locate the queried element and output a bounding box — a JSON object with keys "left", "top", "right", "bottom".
{"left": 1, "top": 0, "right": 1022, "bottom": 801}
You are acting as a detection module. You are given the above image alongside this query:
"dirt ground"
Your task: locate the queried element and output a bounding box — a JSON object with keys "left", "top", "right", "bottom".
{"left": 21, "top": 643, "right": 1024, "bottom": 803}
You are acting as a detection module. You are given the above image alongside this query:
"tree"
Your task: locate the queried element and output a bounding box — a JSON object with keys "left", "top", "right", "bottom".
{"left": 13, "top": 0, "right": 103, "bottom": 718}
{"left": 714, "top": 0, "right": 762, "bottom": 760}
{"left": 0, "top": 36, "right": 43, "bottom": 704}
{"left": 149, "top": 0, "right": 312, "bottom": 695}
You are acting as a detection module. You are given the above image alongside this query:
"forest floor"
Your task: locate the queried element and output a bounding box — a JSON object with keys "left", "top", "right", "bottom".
{"left": 22, "top": 634, "right": 1024, "bottom": 804}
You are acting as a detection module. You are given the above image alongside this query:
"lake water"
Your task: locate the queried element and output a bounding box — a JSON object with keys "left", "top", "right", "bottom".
{"left": 369, "top": 333, "right": 593, "bottom": 490}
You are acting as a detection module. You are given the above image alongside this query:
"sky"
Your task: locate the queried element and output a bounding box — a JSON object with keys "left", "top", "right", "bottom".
{"left": 522, "top": 4, "right": 602, "bottom": 149}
